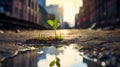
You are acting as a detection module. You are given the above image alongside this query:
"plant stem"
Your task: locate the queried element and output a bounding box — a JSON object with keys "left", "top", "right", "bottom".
{"left": 54, "top": 28, "right": 56, "bottom": 39}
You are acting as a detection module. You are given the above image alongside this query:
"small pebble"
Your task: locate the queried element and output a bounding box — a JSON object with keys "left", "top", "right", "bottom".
{"left": 93, "top": 58, "right": 97, "bottom": 62}
{"left": 101, "top": 61, "right": 106, "bottom": 67}
{"left": 16, "top": 29, "right": 20, "bottom": 33}
{"left": 0, "top": 30, "right": 4, "bottom": 34}
{"left": 16, "top": 42, "right": 22, "bottom": 45}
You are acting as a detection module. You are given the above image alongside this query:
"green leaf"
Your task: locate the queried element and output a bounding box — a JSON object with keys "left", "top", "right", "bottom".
{"left": 54, "top": 23, "right": 60, "bottom": 29}
{"left": 56, "top": 23, "right": 60, "bottom": 28}
{"left": 56, "top": 57, "right": 61, "bottom": 67}
{"left": 56, "top": 57, "right": 60, "bottom": 62}
{"left": 37, "top": 34, "right": 42, "bottom": 40}
{"left": 49, "top": 60, "right": 55, "bottom": 67}
{"left": 48, "top": 20, "right": 54, "bottom": 26}
{"left": 54, "top": 18, "right": 59, "bottom": 23}
{"left": 56, "top": 61, "right": 61, "bottom": 67}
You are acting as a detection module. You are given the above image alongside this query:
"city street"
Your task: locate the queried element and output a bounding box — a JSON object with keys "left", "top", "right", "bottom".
{"left": 0, "top": 0, "right": 120, "bottom": 67}
{"left": 0, "top": 29, "right": 120, "bottom": 67}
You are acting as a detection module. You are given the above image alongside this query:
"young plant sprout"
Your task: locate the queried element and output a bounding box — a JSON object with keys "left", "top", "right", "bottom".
{"left": 48, "top": 18, "right": 60, "bottom": 39}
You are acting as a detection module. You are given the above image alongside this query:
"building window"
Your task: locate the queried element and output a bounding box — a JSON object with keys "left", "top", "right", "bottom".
{"left": 29, "top": 12, "right": 31, "bottom": 21}
{"left": 23, "top": 11, "right": 26, "bottom": 20}
{"left": 28, "top": 0, "right": 31, "bottom": 7}
{"left": 20, "top": 9, "right": 23, "bottom": 19}
{"left": 31, "top": 0, "right": 34, "bottom": 9}
{"left": 15, "top": 8, "right": 18, "bottom": 17}
{"left": 20, "top": 0, "right": 24, "bottom": 3}
{"left": 35, "top": 16, "right": 36, "bottom": 23}
{"left": 0, "top": 6, "right": 4, "bottom": 13}
{"left": 31, "top": 15, "right": 34, "bottom": 22}
{"left": 20, "top": 10, "right": 26, "bottom": 20}
{"left": 35, "top": 2, "right": 37, "bottom": 11}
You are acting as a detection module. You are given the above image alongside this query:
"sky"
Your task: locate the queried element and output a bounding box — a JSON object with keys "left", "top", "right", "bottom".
{"left": 46, "top": 0, "right": 83, "bottom": 27}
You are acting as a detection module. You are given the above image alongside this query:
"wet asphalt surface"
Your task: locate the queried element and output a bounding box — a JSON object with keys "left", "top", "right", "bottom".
{"left": 0, "top": 29, "right": 120, "bottom": 67}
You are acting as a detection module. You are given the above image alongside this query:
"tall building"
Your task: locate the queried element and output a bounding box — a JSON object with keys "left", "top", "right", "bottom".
{"left": 38, "top": 0, "right": 46, "bottom": 9}
{"left": 75, "top": 7, "right": 83, "bottom": 28}
{"left": 39, "top": 5, "right": 48, "bottom": 28}
{"left": 0, "top": 0, "right": 40, "bottom": 25}
{"left": 38, "top": 0, "right": 50, "bottom": 28}
{"left": 81, "top": 0, "right": 120, "bottom": 29}
{"left": 46, "top": 5, "right": 64, "bottom": 28}
{"left": 82, "top": 0, "right": 93, "bottom": 28}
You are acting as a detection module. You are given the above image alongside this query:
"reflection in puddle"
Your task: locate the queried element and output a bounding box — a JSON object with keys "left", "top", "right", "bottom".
{"left": 1, "top": 44, "right": 102, "bottom": 67}
{"left": 1, "top": 50, "right": 38, "bottom": 67}
{"left": 37, "top": 44, "right": 87, "bottom": 67}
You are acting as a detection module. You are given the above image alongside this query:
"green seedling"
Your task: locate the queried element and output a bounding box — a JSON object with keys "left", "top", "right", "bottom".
{"left": 37, "top": 34, "right": 45, "bottom": 40}
{"left": 55, "top": 33, "right": 64, "bottom": 40}
{"left": 48, "top": 18, "right": 60, "bottom": 39}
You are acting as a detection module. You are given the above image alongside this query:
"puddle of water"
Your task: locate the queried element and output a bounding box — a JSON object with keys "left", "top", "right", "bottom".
{"left": 37, "top": 44, "right": 88, "bottom": 67}
{"left": 1, "top": 44, "right": 102, "bottom": 67}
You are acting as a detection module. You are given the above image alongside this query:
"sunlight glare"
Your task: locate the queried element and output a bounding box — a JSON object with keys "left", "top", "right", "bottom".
{"left": 63, "top": 2, "right": 75, "bottom": 27}
{"left": 47, "top": 0, "right": 83, "bottom": 27}
{"left": 60, "top": 29, "right": 70, "bottom": 35}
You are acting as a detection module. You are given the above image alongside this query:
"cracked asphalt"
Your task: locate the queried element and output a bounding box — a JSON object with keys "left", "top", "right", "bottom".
{"left": 0, "top": 29, "right": 120, "bottom": 66}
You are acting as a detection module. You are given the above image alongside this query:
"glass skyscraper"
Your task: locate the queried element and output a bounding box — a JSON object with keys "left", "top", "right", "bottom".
{"left": 38, "top": 0, "right": 46, "bottom": 9}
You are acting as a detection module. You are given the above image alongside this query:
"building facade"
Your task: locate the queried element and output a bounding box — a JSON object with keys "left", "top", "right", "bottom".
{"left": 39, "top": 5, "right": 48, "bottom": 28}
{"left": 75, "top": 7, "right": 84, "bottom": 28}
{"left": 0, "top": 0, "right": 39, "bottom": 25}
{"left": 79, "top": 0, "right": 120, "bottom": 29}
